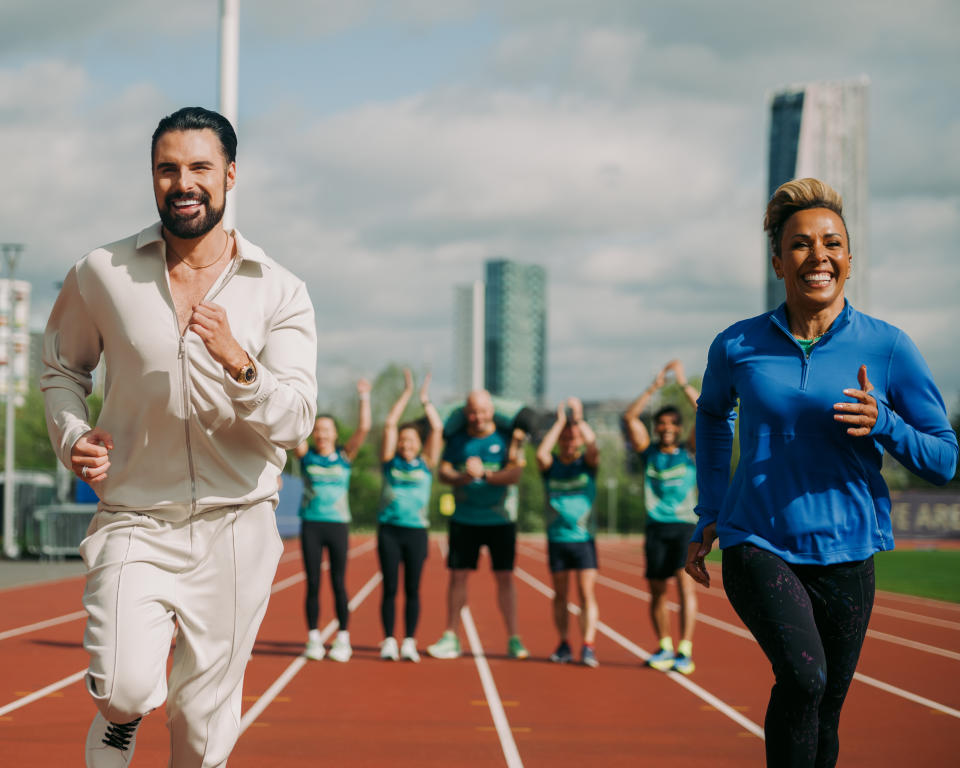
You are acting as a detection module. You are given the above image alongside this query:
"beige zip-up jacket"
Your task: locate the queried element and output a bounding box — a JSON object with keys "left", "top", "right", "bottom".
{"left": 41, "top": 223, "right": 318, "bottom": 521}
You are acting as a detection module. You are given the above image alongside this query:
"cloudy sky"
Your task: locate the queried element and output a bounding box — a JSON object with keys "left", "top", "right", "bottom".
{"left": 2, "top": 0, "right": 958, "bottom": 409}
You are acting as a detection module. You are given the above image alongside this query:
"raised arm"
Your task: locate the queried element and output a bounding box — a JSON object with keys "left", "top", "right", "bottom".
{"left": 381, "top": 369, "right": 414, "bottom": 463}
{"left": 536, "top": 403, "right": 567, "bottom": 472}
{"left": 568, "top": 397, "right": 599, "bottom": 468}
{"left": 294, "top": 437, "right": 310, "bottom": 459}
{"left": 664, "top": 360, "right": 700, "bottom": 452}
{"left": 623, "top": 369, "right": 664, "bottom": 453}
{"left": 343, "top": 378, "right": 372, "bottom": 462}
{"left": 419, "top": 372, "right": 444, "bottom": 468}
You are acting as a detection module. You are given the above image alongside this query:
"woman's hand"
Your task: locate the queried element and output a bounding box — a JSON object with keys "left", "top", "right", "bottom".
{"left": 685, "top": 523, "right": 717, "bottom": 588}
{"left": 833, "top": 365, "right": 878, "bottom": 437}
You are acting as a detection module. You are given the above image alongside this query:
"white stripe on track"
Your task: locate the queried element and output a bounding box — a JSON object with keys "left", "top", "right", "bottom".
{"left": 239, "top": 570, "right": 382, "bottom": 734}
{"left": 514, "top": 567, "right": 765, "bottom": 740}
{"left": 0, "top": 610, "right": 87, "bottom": 642}
{"left": 460, "top": 606, "right": 524, "bottom": 768}
{"left": 871, "top": 605, "right": 960, "bottom": 631}
{"left": 585, "top": 565, "right": 960, "bottom": 718}
{"left": 0, "top": 669, "right": 86, "bottom": 717}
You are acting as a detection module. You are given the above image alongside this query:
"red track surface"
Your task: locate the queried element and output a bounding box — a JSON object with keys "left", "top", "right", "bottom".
{"left": 1, "top": 535, "right": 958, "bottom": 766}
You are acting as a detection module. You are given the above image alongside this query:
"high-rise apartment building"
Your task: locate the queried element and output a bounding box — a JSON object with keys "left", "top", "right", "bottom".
{"left": 453, "top": 281, "right": 485, "bottom": 396}
{"left": 484, "top": 260, "right": 547, "bottom": 405}
{"left": 766, "top": 78, "right": 869, "bottom": 311}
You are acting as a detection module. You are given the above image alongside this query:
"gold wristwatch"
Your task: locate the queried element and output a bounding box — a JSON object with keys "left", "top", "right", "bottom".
{"left": 234, "top": 359, "right": 257, "bottom": 385}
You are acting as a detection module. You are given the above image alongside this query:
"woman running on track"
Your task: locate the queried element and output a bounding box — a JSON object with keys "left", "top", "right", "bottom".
{"left": 536, "top": 397, "right": 601, "bottom": 667}
{"left": 686, "top": 177, "right": 958, "bottom": 767}
{"left": 296, "top": 378, "right": 371, "bottom": 662}
{"left": 376, "top": 369, "right": 443, "bottom": 662}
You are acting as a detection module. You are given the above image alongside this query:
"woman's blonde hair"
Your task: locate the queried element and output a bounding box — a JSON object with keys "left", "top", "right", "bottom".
{"left": 764, "top": 178, "right": 849, "bottom": 259}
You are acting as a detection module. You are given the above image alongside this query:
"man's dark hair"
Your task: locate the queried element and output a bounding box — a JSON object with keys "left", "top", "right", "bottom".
{"left": 151, "top": 107, "right": 237, "bottom": 165}
{"left": 653, "top": 405, "right": 682, "bottom": 425}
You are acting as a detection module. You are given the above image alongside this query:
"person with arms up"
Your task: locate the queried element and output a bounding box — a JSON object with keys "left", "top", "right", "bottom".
{"left": 427, "top": 389, "right": 529, "bottom": 660}
{"left": 376, "top": 369, "right": 443, "bottom": 662}
{"left": 296, "top": 379, "right": 371, "bottom": 663}
{"left": 41, "top": 107, "right": 318, "bottom": 768}
{"left": 686, "top": 178, "right": 958, "bottom": 767}
{"left": 536, "top": 397, "right": 601, "bottom": 667}
{"left": 624, "top": 359, "right": 700, "bottom": 675}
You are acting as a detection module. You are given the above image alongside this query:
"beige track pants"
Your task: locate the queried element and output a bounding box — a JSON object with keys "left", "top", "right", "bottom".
{"left": 79, "top": 501, "right": 283, "bottom": 767}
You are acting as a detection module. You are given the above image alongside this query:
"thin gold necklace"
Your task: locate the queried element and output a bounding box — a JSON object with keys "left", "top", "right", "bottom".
{"left": 166, "top": 233, "right": 232, "bottom": 270}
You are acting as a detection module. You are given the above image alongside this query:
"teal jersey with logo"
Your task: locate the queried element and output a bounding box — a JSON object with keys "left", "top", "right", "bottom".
{"left": 299, "top": 449, "right": 352, "bottom": 523}
{"left": 378, "top": 456, "right": 432, "bottom": 528}
{"left": 543, "top": 456, "right": 596, "bottom": 543}
{"left": 442, "top": 427, "right": 517, "bottom": 525}
{"left": 642, "top": 445, "right": 697, "bottom": 524}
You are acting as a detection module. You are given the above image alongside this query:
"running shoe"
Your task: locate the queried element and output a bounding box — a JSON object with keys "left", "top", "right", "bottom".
{"left": 672, "top": 654, "right": 695, "bottom": 675}
{"left": 380, "top": 636, "right": 399, "bottom": 661}
{"left": 328, "top": 631, "right": 352, "bottom": 663}
{"left": 507, "top": 635, "right": 529, "bottom": 660}
{"left": 85, "top": 712, "right": 141, "bottom": 767}
{"left": 400, "top": 637, "right": 421, "bottom": 663}
{"left": 304, "top": 636, "right": 325, "bottom": 661}
{"left": 581, "top": 646, "right": 599, "bottom": 668}
{"left": 427, "top": 631, "right": 461, "bottom": 659}
{"left": 646, "top": 647, "right": 676, "bottom": 671}
{"left": 549, "top": 640, "right": 573, "bottom": 664}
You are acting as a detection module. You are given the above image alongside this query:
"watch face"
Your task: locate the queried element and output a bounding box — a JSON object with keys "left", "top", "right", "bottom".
{"left": 243, "top": 365, "right": 256, "bottom": 383}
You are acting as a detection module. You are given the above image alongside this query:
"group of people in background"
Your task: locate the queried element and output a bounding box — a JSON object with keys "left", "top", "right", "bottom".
{"left": 40, "top": 100, "right": 957, "bottom": 768}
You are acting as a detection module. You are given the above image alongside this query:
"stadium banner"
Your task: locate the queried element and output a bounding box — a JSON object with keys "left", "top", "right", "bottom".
{"left": 889, "top": 491, "right": 960, "bottom": 539}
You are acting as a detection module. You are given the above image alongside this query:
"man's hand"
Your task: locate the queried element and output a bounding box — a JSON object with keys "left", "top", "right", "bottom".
{"left": 464, "top": 456, "right": 485, "bottom": 480}
{"left": 71, "top": 427, "right": 114, "bottom": 484}
{"left": 189, "top": 302, "right": 247, "bottom": 374}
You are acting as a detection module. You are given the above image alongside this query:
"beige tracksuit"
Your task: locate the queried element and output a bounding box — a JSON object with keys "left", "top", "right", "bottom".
{"left": 41, "top": 223, "right": 318, "bottom": 766}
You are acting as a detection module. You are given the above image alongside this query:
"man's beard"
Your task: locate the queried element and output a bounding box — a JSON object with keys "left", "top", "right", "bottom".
{"left": 159, "top": 190, "right": 226, "bottom": 239}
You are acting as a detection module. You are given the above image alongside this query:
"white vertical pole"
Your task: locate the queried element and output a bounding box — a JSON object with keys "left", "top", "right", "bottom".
{"left": 2, "top": 244, "right": 23, "bottom": 559}
{"left": 219, "top": 0, "right": 239, "bottom": 231}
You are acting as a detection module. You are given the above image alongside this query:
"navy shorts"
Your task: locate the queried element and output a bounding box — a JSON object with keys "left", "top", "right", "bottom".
{"left": 448, "top": 520, "right": 516, "bottom": 571}
{"left": 645, "top": 522, "right": 696, "bottom": 580}
{"left": 547, "top": 539, "right": 598, "bottom": 573}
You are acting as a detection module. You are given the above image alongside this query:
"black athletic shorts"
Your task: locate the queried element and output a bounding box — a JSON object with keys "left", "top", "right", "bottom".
{"left": 447, "top": 519, "right": 516, "bottom": 571}
{"left": 645, "top": 522, "right": 696, "bottom": 580}
{"left": 547, "top": 539, "right": 598, "bottom": 573}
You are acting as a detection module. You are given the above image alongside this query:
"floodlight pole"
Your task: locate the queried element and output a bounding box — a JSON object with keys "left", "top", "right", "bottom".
{"left": 2, "top": 243, "right": 23, "bottom": 559}
{"left": 219, "top": 0, "right": 239, "bottom": 231}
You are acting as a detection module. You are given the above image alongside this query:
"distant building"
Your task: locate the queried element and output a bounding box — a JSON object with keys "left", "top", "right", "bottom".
{"left": 766, "top": 78, "right": 869, "bottom": 311}
{"left": 484, "top": 260, "right": 547, "bottom": 406}
{"left": 453, "top": 281, "right": 485, "bottom": 396}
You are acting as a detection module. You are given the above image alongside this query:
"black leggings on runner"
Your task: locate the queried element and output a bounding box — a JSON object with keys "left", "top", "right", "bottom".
{"left": 377, "top": 524, "right": 428, "bottom": 638}
{"left": 301, "top": 520, "right": 350, "bottom": 631}
{"left": 722, "top": 543, "right": 874, "bottom": 768}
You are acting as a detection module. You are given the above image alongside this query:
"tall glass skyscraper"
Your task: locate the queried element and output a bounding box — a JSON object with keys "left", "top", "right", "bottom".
{"left": 483, "top": 260, "right": 547, "bottom": 405}
{"left": 766, "top": 78, "right": 869, "bottom": 311}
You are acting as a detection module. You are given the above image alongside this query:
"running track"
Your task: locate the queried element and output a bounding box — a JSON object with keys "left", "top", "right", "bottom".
{"left": 1, "top": 535, "right": 958, "bottom": 766}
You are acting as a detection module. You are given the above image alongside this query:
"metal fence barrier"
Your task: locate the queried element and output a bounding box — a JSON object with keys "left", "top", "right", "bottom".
{"left": 24, "top": 503, "right": 96, "bottom": 557}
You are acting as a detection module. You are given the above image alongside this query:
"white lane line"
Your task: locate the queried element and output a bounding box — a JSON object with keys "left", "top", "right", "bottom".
{"left": 0, "top": 669, "right": 86, "bottom": 717}
{"left": 875, "top": 589, "right": 960, "bottom": 614}
{"left": 871, "top": 605, "right": 960, "bottom": 631}
{"left": 239, "top": 570, "right": 382, "bottom": 734}
{"left": 460, "top": 606, "right": 524, "bottom": 768}
{"left": 854, "top": 672, "right": 960, "bottom": 718}
{"left": 0, "top": 610, "right": 87, "bottom": 642}
{"left": 514, "top": 567, "right": 764, "bottom": 740}
{"left": 585, "top": 567, "right": 960, "bottom": 718}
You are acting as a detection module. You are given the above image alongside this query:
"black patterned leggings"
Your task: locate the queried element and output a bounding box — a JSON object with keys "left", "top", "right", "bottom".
{"left": 722, "top": 544, "right": 874, "bottom": 768}
{"left": 301, "top": 520, "right": 350, "bottom": 631}
{"left": 377, "top": 524, "right": 429, "bottom": 638}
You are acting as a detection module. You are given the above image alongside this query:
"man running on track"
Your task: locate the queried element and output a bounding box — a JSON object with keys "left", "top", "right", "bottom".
{"left": 296, "top": 378, "right": 371, "bottom": 663}
{"left": 536, "top": 397, "right": 601, "bottom": 667}
{"left": 41, "top": 107, "right": 317, "bottom": 767}
{"left": 427, "top": 389, "right": 529, "bottom": 660}
{"left": 623, "top": 359, "right": 700, "bottom": 675}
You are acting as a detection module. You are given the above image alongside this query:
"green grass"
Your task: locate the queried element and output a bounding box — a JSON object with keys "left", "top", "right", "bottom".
{"left": 706, "top": 548, "right": 960, "bottom": 603}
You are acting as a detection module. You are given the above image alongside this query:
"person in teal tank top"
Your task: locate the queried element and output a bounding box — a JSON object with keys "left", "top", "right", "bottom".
{"left": 295, "top": 378, "right": 371, "bottom": 663}
{"left": 536, "top": 397, "right": 601, "bottom": 668}
{"left": 624, "top": 359, "right": 700, "bottom": 675}
{"left": 376, "top": 369, "right": 443, "bottom": 662}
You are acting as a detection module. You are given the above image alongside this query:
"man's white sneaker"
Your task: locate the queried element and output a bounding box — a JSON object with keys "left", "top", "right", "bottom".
{"left": 399, "top": 637, "right": 420, "bottom": 663}
{"left": 380, "top": 636, "right": 399, "bottom": 661}
{"left": 85, "top": 712, "right": 141, "bottom": 767}
{"left": 304, "top": 636, "right": 325, "bottom": 661}
{"left": 328, "top": 631, "right": 352, "bottom": 662}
